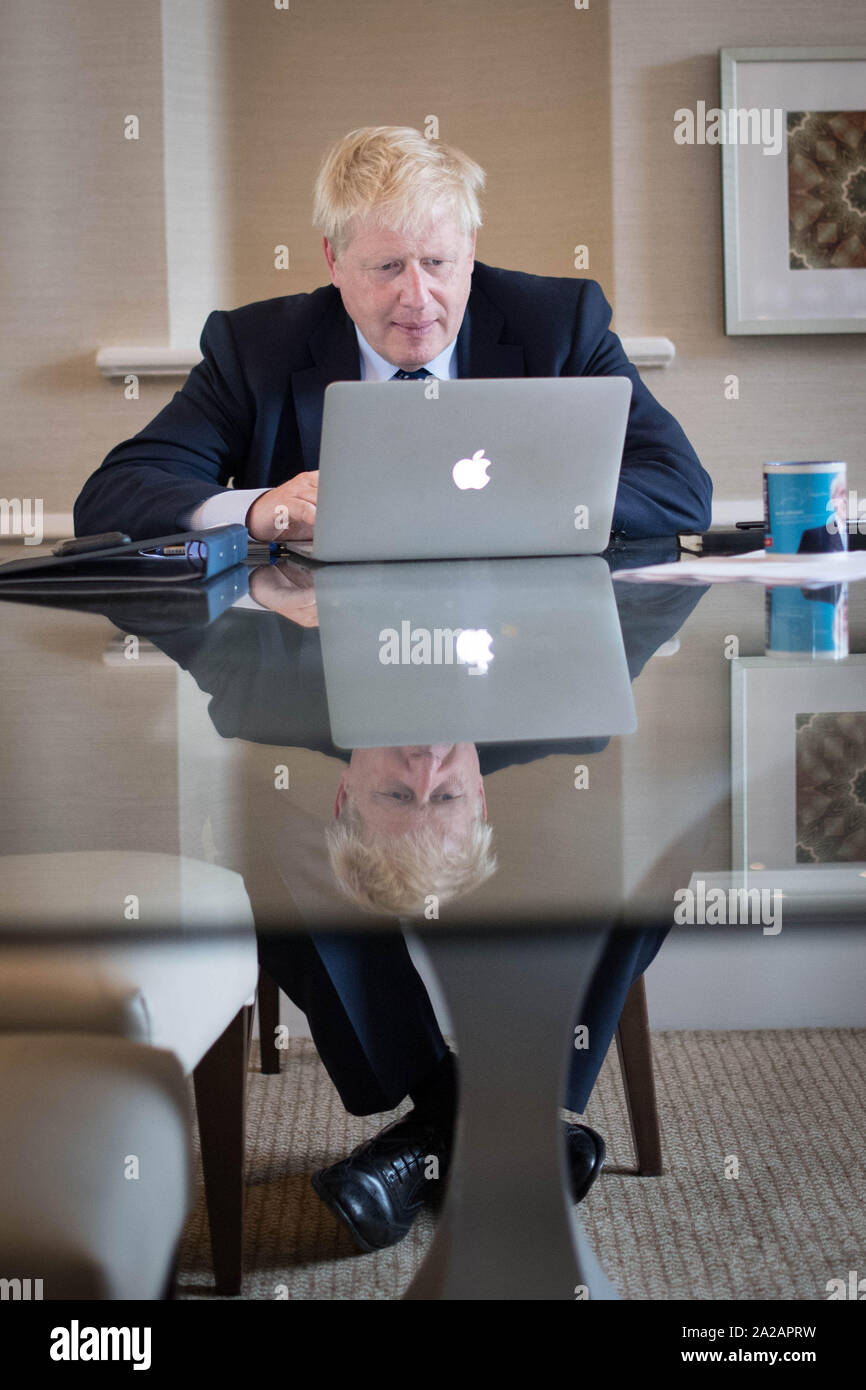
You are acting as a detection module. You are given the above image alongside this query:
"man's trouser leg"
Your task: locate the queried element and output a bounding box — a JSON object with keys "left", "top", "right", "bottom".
{"left": 565, "top": 926, "right": 669, "bottom": 1114}
{"left": 256, "top": 929, "right": 448, "bottom": 1116}
{"left": 258, "top": 925, "right": 668, "bottom": 1118}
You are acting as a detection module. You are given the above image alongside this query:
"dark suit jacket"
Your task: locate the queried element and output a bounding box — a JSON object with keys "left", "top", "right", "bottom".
{"left": 74, "top": 262, "right": 712, "bottom": 541}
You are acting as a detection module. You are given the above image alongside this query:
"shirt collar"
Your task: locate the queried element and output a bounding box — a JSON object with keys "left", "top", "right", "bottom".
{"left": 354, "top": 326, "right": 458, "bottom": 381}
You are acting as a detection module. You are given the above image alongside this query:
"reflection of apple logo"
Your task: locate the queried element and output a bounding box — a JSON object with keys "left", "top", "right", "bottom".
{"left": 455, "top": 628, "right": 494, "bottom": 674}
{"left": 452, "top": 449, "right": 492, "bottom": 490}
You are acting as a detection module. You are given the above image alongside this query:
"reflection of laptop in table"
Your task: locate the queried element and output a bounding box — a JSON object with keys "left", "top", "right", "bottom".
{"left": 313, "top": 556, "right": 636, "bottom": 747}
{"left": 283, "top": 377, "right": 632, "bottom": 562}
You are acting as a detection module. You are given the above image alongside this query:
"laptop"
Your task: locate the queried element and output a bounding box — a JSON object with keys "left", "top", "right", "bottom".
{"left": 312, "top": 556, "right": 636, "bottom": 747}
{"left": 283, "top": 377, "right": 632, "bottom": 562}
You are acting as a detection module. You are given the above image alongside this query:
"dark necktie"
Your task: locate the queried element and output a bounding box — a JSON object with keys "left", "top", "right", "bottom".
{"left": 390, "top": 368, "right": 434, "bottom": 380}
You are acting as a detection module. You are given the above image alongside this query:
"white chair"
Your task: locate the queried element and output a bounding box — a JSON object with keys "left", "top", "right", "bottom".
{"left": 0, "top": 1034, "right": 192, "bottom": 1299}
{"left": 0, "top": 850, "right": 259, "bottom": 1294}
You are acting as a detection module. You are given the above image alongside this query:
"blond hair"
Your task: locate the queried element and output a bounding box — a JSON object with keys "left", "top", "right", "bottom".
{"left": 325, "top": 796, "right": 496, "bottom": 917}
{"left": 312, "top": 126, "right": 485, "bottom": 257}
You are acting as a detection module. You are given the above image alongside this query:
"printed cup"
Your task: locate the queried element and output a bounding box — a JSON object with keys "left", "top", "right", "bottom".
{"left": 763, "top": 461, "right": 847, "bottom": 556}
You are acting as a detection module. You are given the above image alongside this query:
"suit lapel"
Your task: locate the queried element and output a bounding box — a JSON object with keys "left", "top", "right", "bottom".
{"left": 457, "top": 272, "right": 525, "bottom": 378}
{"left": 292, "top": 298, "right": 360, "bottom": 472}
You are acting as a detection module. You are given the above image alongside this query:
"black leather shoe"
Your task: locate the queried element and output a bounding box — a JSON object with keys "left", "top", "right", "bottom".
{"left": 314, "top": 1115, "right": 605, "bottom": 1252}
{"left": 565, "top": 1123, "right": 606, "bottom": 1202}
{"left": 312, "top": 1111, "right": 450, "bottom": 1253}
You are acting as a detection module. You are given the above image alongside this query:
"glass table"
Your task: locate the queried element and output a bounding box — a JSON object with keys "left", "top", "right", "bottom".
{"left": 1, "top": 538, "right": 863, "bottom": 1299}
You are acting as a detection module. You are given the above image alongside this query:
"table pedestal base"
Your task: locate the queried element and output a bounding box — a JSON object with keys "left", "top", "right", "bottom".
{"left": 405, "top": 928, "right": 619, "bottom": 1301}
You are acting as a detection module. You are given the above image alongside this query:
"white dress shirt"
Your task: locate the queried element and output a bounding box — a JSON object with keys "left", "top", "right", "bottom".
{"left": 354, "top": 327, "right": 458, "bottom": 384}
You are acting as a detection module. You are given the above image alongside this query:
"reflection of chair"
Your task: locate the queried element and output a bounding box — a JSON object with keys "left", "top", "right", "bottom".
{"left": 258, "top": 964, "right": 282, "bottom": 1076}
{"left": 614, "top": 977, "right": 663, "bottom": 1176}
{"left": 257, "top": 969, "right": 663, "bottom": 1175}
{"left": 0, "top": 851, "right": 259, "bottom": 1295}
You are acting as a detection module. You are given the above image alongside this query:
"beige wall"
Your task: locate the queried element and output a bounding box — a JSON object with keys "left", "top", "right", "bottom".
{"left": 1, "top": 0, "right": 168, "bottom": 515}
{"left": 220, "top": 0, "right": 612, "bottom": 305}
{"left": 2, "top": 1, "right": 864, "bottom": 516}
{"left": 611, "top": 0, "right": 866, "bottom": 503}
{"left": 1, "top": 0, "right": 612, "bottom": 517}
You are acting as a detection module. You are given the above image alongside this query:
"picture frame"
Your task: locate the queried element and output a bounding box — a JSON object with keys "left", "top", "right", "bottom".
{"left": 730, "top": 654, "right": 866, "bottom": 873}
{"left": 720, "top": 47, "right": 866, "bottom": 334}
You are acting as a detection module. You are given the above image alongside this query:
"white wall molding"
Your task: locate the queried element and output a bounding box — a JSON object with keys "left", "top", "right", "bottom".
{"left": 622, "top": 336, "right": 675, "bottom": 367}
{"left": 0, "top": 512, "right": 75, "bottom": 543}
{"left": 96, "top": 335, "right": 677, "bottom": 379}
{"left": 96, "top": 346, "right": 201, "bottom": 378}
{"left": 711, "top": 498, "right": 763, "bottom": 526}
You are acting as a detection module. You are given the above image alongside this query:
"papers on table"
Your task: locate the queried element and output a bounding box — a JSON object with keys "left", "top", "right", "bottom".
{"left": 614, "top": 549, "right": 866, "bottom": 587}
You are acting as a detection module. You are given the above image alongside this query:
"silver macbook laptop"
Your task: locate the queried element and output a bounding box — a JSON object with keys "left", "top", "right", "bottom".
{"left": 312, "top": 556, "right": 636, "bottom": 747}
{"left": 285, "top": 376, "right": 632, "bottom": 562}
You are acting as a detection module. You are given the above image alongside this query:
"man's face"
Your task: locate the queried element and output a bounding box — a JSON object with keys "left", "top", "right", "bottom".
{"left": 335, "top": 744, "right": 486, "bottom": 844}
{"left": 323, "top": 212, "right": 476, "bottom": 369}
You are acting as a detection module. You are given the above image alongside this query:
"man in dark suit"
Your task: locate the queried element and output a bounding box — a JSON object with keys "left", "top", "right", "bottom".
{"left": 74, "top": 127, "right": 711, "bottom": 546}
{"left": 73, "top": 125, "right": 712, "bottom": 1252}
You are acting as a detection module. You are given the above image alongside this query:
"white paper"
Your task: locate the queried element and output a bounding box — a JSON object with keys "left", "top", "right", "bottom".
{"left": 614, "top": 549, "right": 866, "bottom": 587}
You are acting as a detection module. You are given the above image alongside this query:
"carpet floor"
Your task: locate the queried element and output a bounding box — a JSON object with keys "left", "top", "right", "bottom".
{"left": 176, "top": 1029, "right": 865, "bottom": 1300}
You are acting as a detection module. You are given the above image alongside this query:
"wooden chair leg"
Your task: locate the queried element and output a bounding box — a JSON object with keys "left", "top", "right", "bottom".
{"left": 193, "top": 1007, "right": 248, "bottom": 1294}
{"left": 257, "top": 967, "right": 281, "bottom": 1074}
{"left": 614, "top": 975, "right": 663, "bottom": 1176}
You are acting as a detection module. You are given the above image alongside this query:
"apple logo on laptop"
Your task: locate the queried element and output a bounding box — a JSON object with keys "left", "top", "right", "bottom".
{"left": 455, "top": 628, "right": 494, "bottom": 674}
{"left": 452, "top": 449, "right": 492, "bottom": 490}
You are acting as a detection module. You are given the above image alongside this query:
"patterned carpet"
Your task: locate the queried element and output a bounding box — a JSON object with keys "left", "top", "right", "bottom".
{"left": 176, "top": 1030, "right": 866, "bottom": 1300}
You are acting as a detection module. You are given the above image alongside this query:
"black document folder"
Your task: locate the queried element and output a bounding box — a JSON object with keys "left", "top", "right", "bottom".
{"left": 0, "top": 525, "right": 248, "bottom": 593}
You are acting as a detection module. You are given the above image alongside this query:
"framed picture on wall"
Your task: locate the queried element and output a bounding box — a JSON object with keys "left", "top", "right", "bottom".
{"left": 720, "top": 47, "right": 866, "bottom": 334}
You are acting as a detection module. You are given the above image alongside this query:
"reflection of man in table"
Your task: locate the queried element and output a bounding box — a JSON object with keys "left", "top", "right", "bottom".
{"left": 74, "top": 123, "right": 712, "bottom": 1252}
{"left": 326, "top": 744, "right": 495, "bottom": 915}
{"left": 126, "top": 554, "right": 705, "bottom": 1254}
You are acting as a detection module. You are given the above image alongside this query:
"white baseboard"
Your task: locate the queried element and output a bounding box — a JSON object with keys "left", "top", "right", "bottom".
{"left": 3, "top": 503, "right": 761, "bottom": 551}
{"left": 0, "top": 512, "right": 75, "bottom": 545}
{"left": 711, "top": 498, "right": 763, "bottom": 527}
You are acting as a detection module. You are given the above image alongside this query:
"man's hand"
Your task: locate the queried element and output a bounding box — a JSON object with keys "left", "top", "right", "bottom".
{"left": 246, "top": 471, "right": 318, "bottom": 542}
{"left": 248, "top": 561, "right": 319, "bottom": 628}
